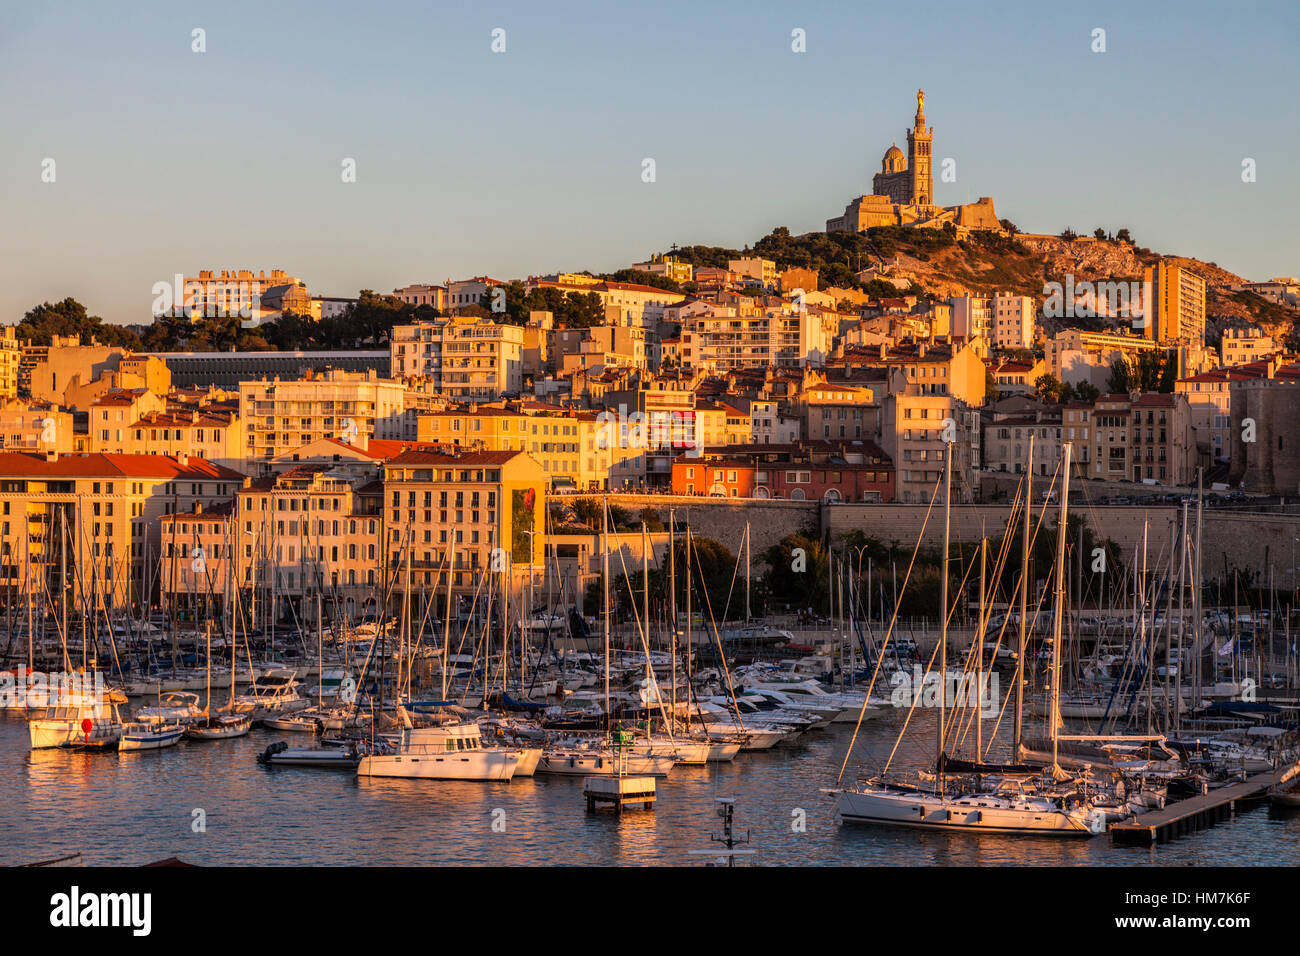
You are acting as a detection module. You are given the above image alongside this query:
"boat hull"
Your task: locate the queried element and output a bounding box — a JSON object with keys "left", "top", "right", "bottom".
{"left": 832, "top": 788, "right": 1105, "bottom": 836}
{"left": 358, "top": 751, "right": 517, "bottom": 781}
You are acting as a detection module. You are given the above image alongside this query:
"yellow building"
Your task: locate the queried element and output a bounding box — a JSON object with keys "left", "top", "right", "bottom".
{"left": 0, "top": 399, "right": 78, "bottom": 454}
{"left": 0, "top": 451, "right": 244, "bottom": 611}
{"left": 0, "top": 327, "right": 20, "bottom": 399}
{"left": 418, "top": 402, "right": 643, "bottom": 491}
{"left": 382, "top": 448, "right": 547, "bottom": 605}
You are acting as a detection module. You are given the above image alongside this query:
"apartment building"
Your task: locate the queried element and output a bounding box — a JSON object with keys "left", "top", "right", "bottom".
{"left": 991, "top": 293, "right": 1036, "bottom": 350}
{"left": 390, "top": 317, "right": 524, "bottom": 400}
{"left": 672, "top": 441, "right": 894, "bottom": 502}
{"left": 0, "top": 327, "right": 19, "bottom": 399}
{"left": 881, "top": 392, "right": 979, "bottom": 503}
{"left": 0, "top": 451, "right": 244, "bottom": 611}
{"left": 1089, "top": 392, "right": 1196, "bottom": 484}
{"left": 126, "top": 409, "right": 246, "bottom": 474}
{"left": 1145, "top": 263, "right": 1207, "bottom": 345}
{"left": 239, "top": 369, "right": 411, "bottom": 463}
{"left": 1176, "top": 368, "right": 1244, "bottom": 463}
{"left": 1220, "top": 327, "right": 1276, "bottom": 366}
{"left": 749, "top": 400, "right": 801, "bottom": 445}
{"left": 679, "top": 300, "right": 832, "bottom": 371}
{"left": 949, "top": 294, "right": 992, "bottom": 342}
{"left": 382, "top": 448, "right": 547, "bottom": 604}
{"left": 983, "top": 407, "right": 1063, "bottom": 477}
{"left": 0, "top": 399, "right": 79, "bottom": 454}
{"left": 727, "top": 257, "right": 778, "bottom": 288}
{"left": 159, "top": 463, "right": 385, "bottom": 624}
{"left": 418, "top": 402, "right": 644, "bottom": 491}
{"left": 1044, "top": 328, "right": 1159, "bottom": 390}
{"left": 391, "top": 283, "right": 448, "bottom": 311}
{"left": 88, "top": 389, "right": 167, "bottom": 451}
{"left": 629, "top": 255, "right": 693, "bottom": 285}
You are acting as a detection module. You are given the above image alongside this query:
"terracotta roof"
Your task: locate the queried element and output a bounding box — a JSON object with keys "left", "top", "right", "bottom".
{"left": 0, "top": 452, "right": 243, "bottom": 480}
{"left": 385, "top": 449, "right": 525, "bottom": 467}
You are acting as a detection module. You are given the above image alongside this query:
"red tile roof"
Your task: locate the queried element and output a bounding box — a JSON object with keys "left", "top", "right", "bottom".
{"left": 0, "top": 452, "right": 243, "bottom": 480}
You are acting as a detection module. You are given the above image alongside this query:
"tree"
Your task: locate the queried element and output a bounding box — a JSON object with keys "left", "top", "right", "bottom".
{"left": 761, "top": 533, "right": 831, "bottom": 615}
{"left": 1074, "top": 381, "right": 1100, "bottom": 403}
{"left": 1035, "top": 373, "right": 1064, "bottom": 403}
{"left": 1094, "top": 228, "right": 1107, "bottom": 240}
{"left": 1116, "top": 228, "right": 1132, "bottom": 243}
{"left": 15, "top": 298, "right": 141, "bottom": 349}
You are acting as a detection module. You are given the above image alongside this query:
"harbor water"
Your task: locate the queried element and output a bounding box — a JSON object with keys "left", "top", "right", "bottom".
{"left": 4, "top": 712, "right": 1299, "bottom": 866}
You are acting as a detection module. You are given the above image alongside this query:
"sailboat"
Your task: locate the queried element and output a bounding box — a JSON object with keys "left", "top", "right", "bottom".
{"left": 829, "top": 443, "right": 1107, "bottom": 837}
{"left": 186, "top": 592, "right": 251, "bottom": 740}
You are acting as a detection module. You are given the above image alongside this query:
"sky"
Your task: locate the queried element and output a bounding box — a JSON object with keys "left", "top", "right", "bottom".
{"left": 1, "top": 0, "right": 1296, "bottom": 325}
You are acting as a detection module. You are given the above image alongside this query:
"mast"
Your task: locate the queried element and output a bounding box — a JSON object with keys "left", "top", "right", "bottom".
{"left": 1194, "top": 468, "right": 1203, "bottom": 711}
{"left": 441, "top": 543, "right": 454, "bottom": 700}
{"left": 1014, "top": 435, "right": 1032, "bottom": 761}
{"left": 977, "top": 536, "right": 986, "bottom": 758}
{"left": 669, "top": 509, "right": 677, "bottom": 727}
{"left": 1176, "top": 500, "right": 1188, "bottom": 734}
{"left": 744, "top": 522, "right": 751, "bottom": 624}
{"left": 602, "top": 495, "right": 611, "bottom": 735}
{"left": 1050, "top": 442, "right": 1072, "bottom": 772}
{"left": 937, "top": 443, "right": 951, "bottom": 783}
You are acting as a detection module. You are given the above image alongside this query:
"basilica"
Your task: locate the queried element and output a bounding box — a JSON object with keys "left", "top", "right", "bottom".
{"left": 826, "top": 91, "right": 1000, "bottom": 234}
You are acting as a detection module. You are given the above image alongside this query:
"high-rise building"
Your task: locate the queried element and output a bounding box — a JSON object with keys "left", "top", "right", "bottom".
{"left": 1144, "top": 263, "right": 1206, "bottom": 345}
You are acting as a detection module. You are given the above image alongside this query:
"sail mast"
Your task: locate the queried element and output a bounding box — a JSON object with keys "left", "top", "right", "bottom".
{"left": 1015, "top": 435, "right": 1032, "bottom": 761}
{"left": 938, "top": 444, "right": 950, "bottom": 784}
{"left": 602, "top": 495, "right": 611, "bottom": 736}
{"left": 1050, "top": 442, "right": 1072, "bottom": 772}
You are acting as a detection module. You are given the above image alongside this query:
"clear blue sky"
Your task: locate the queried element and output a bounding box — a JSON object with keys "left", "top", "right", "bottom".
{"left": 1, "top": 0, "right": 1296, "bottom": 325}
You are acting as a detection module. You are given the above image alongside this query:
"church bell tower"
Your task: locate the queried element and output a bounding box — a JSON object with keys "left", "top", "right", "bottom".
{"left": 906, "top": 89, "right": 933, "bottom": 206}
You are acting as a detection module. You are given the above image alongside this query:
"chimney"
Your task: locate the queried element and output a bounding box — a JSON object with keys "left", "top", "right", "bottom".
{"left": 45, "top": 451, "right": 58, "bottom": 463}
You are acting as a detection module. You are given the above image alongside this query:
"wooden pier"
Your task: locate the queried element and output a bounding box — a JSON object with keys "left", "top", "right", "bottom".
{"left": 584, "top": 775, "right": 656, "bottom": 813}
{"left": 1110, "top": 767, "right": 1289, "bottom": 846}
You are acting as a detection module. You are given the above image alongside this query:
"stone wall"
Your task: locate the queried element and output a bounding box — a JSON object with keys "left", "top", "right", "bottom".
{"left": 595, "top": 495, "right": 1300, "bottom": 586}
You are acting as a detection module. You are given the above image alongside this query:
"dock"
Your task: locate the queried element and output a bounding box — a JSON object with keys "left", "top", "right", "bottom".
{"left": 583, "top": 775, "right": 656, "bottom": 813}
{"left": 1110, "top": 765, "right": 1295, "bottom": 846}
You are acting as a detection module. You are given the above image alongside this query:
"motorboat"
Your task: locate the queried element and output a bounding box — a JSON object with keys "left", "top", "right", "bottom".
{"left": 118, "top": 721, "right": 185, "bottom": 752}
{"left": 357, "top": 719, "right": 518, "bottom": 781}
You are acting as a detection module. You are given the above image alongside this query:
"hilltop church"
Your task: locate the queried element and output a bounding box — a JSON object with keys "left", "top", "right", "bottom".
{"left": 826, "top": 91, "right": 1001, "bottom": 234}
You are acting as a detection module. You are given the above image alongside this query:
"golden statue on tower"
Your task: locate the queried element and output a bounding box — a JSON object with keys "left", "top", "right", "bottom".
{"left": 917, "top": 89, "right": 924, "bottom": 112}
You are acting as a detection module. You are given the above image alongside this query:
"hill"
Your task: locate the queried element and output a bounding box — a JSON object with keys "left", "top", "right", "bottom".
{"left": 664, "top": 225, "right": 1297, "bottom": 348}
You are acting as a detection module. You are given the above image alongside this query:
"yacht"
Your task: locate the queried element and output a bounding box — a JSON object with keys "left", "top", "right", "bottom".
{"left": 29, "top": 699, "right": 123, "bottom": 751}
{"left": 357, "top": 720, "right": 518, "bottom": 781}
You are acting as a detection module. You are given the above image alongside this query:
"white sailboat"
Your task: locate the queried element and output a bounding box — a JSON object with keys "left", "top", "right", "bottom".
{"left": 829, "top": 443, "right": 1107, "bottom": 837}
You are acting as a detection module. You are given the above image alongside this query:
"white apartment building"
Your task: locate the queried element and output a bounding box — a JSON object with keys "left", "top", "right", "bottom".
{"left": 992, "top": 293, "right": 1035, "bottom": 350}
{"left": 239, "top": 369, "right": 410, "bottom": 462}
{"left": 949, "top": 294, "right": 992, "bottom": 342}
{"left": 390, "top": 317, "right": 524, "bottom": 400}
{"left": 680, "top": 301, "right": 832, "bottom": 371}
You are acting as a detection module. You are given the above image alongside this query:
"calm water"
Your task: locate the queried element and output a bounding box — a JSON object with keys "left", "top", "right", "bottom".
{"left": 4, "top": 713, "right": 1299, "bottom": 866}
